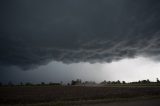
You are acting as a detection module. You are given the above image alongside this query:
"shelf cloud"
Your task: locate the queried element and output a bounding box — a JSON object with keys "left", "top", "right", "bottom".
{"left": 1, "top": 0, "right": 160, "bottom": 69}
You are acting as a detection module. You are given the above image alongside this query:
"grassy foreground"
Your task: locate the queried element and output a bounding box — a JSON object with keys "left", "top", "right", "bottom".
{"left": 0, "top": 85, "right": 160, "bottom": 106}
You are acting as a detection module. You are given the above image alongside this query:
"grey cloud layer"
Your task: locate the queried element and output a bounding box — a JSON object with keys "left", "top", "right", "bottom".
{"left": 1, "top": 0, "right": 160, "bottom": 69}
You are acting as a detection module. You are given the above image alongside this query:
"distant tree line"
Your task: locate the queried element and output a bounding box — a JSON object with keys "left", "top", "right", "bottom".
{"left": 0, "top": 81, "right": 62, "bottom": 87}
{"left": 71, "top": 79, "right": 96, "bottom": 86}
{"left": 100, "top": 78, "right": 160, "bottom": 85}
{"left": 0, "top": 78, "right": 160, "bottom": 87}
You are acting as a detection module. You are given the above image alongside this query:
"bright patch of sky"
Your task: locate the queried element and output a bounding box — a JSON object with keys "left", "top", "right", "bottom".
{"left": 1, "top": 57, "right": 160, "bottom": 84}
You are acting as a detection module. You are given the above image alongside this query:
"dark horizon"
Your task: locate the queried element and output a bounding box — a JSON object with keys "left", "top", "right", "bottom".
{"left": 1, "top": 77, "right": 160, "bottom": 85}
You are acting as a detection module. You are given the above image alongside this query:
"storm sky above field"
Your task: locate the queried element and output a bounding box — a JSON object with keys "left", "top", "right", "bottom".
{"left": 1, "top": 0, "right": 160, "bottom": 83}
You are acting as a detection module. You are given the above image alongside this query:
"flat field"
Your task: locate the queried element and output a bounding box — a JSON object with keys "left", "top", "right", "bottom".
{"left": 0, "top": 86, "right": 160, "bottom": 106}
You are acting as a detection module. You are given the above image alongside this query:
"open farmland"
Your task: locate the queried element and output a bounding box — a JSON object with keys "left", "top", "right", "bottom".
{"left": 0, "top": 86, "right": 160, "bottom": 106}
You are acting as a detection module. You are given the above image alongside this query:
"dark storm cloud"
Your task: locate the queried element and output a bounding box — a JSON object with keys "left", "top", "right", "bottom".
{"left": 1, "top": 0, "right": 160, "bottom": 69}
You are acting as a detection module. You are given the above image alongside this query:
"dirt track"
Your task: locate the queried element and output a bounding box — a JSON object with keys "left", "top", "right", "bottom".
{"left": 83, "top": 98, "right": 160, "bottom": 106}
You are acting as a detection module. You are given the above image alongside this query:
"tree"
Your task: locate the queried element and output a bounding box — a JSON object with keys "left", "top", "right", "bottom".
{"left": 49, "top": 82, "right": 61, "bottom": 86}
{"left": 76, "top": 79, "right": 82, "bottom": 84}
{"left": 122, "top": 81, "right": 126, "bottom": 84}
{"left": 157, "top": 78, "right": 160, "bottom": 83}
{"left": 25, "top": 82, "right": 33, "bottom": 86}
{"left": 146, "top": 79, "right": 150, "bottom": 83}
{"left": 0, "top": 82, "right": 2, "bottom": 86}
{"left": 100, "top": 80, "right": 107, "bottom": 84}
{"left": 71, "top": 79, "right": 82, "bottom": 85}
{"left": 41, "top": 82, "right": 45, "bottom": 85}
{"left": 71, "top": 80, "right": 76, "bottom": 85}
{"left": 141, "top": 80, "right": 147, "bottom": 84}
{"left": 116, "top": 80, "right": 121, "bottom": 84}
{"left": 107, "top": 81, "right": 111, "bottom": 84}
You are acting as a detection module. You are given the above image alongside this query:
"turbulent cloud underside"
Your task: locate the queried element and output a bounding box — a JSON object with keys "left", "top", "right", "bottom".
{"left": 1, "top": 0, "right": 160, "bottom": 69}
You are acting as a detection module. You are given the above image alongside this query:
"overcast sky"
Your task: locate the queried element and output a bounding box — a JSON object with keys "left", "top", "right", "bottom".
{"left": 1, "top": 0, "right": 160, "bottom": 84}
